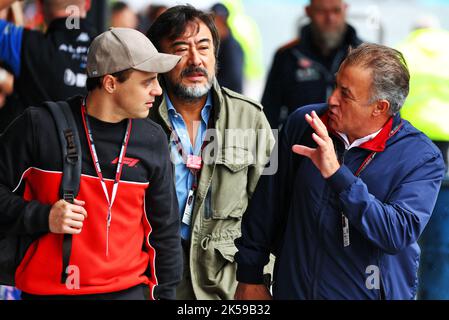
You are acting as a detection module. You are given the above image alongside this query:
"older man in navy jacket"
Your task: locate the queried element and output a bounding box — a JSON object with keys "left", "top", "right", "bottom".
{"left": 235, "top": 43, "right": 446, "bottom": 300}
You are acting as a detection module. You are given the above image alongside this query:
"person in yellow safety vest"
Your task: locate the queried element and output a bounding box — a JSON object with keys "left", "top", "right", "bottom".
{"left": 221, "top": 0, "right": 264, "bottom": 81}
{"left": 398, "top": 27, "right": 449, "bottom": 167}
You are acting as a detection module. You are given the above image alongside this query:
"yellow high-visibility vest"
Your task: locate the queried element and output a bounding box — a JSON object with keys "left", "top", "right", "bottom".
{"left": 222, "top": 0, "right": 264, "bottom": 80}
{"left": 398, "top": 28, "right": 449, "bottom": 141}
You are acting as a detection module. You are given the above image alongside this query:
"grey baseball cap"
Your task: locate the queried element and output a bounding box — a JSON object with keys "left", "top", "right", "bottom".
{"left": 87, "top": 27, "right": 180, "bottom": 78}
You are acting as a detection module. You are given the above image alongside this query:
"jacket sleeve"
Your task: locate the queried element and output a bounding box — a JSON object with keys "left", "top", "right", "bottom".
{"left": 144, "top": 127, "right": 182, "bottom": 300}
{"left": 0, "top": 19, "right": 23, "bottom": 76}
{"left": 246, "top": 109, "right": 275, "bottom": 197}
{"left": 0, "top": 108, "right": 51, "bottom": 236}
{"left": 327, "top": 152, "right": 446, "bottom": 254}
{"left": 261, "top": 50, "right": 284, "bottom": 129}
{"left": 235, "top": 113, "right": 301, "bottom": 284}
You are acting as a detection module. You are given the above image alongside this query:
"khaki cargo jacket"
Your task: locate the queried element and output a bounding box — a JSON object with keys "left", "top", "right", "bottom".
{"left": 149, "top": 80, "right": 275, "bottom": 299}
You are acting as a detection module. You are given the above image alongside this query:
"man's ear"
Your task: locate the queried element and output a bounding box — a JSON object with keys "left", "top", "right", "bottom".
{"left": 373, "top": 99, "right": 390, "bottom": 117}
{"left": 102, "top": 75, "right": 117, "bottom": 94}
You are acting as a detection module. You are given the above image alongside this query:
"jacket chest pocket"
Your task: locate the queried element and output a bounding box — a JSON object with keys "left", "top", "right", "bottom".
{"left": 210, "top": 147, "right": 253, "bottom": 219}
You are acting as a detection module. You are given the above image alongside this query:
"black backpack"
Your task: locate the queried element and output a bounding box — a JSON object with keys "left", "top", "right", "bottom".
{"left": 0, "top": 101, "right": 81, "bottom": 286}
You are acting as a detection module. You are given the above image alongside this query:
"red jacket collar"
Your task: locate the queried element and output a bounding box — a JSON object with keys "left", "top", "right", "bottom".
{"left": 320, "top": 112, "right": 394, "bottom": 152}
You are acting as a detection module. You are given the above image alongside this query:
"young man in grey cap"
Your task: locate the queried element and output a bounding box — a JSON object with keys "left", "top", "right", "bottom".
{"left": 0, "top": 28, "right": 182, "bottom": 300}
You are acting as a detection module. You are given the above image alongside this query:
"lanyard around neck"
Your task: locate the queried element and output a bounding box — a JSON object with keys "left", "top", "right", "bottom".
{"left": 341, "top": 120, "right": 402, "bottom": 248}
{"left": 170, "top": 107, "right": 214, "bottom": 190}
{"left": 81, "top": 101, "right": 132, "bottom": 256}
{"left": 354, "top": 121, "right": 403, "bottom": 177}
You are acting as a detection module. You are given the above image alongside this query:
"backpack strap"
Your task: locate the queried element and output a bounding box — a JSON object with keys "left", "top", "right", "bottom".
{"left": 43, "top": 101, "right": 82, "bottom": 284}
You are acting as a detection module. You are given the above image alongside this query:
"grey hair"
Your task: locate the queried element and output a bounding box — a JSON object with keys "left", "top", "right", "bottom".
{"left": 342, "top": 43, "right": 410, "bottom": 115}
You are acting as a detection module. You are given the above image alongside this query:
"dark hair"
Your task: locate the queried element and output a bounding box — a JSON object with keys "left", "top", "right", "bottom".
{"left": 111, "top": 1, "right": 129, "bottom": 14}
{"left": 146, "top": 4, "right": 220, "bottom": 58}
{"left": 342, "top": 43, "right": 410, "bottom": 115}
{"left": 85, "top": 69, "right": 134, "bottom": 92}
{"left": 211, "top": 3, "right": 229, "bottom": 19}
{"left": 147, "top": 4, "right": 168, "bottom": 24}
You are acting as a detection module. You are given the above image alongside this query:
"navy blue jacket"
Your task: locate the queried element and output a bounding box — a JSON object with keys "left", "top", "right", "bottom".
{"left": 235, "top": 104, "right": 446, "bottom": 299}
{"left": 261, "top": 24, "right": 362, "bottom": 129}
{"left": 217, "top": 32, "right": 244, "bottom": 93}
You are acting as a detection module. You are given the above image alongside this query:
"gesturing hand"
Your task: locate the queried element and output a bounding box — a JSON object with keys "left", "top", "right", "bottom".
{"left": 49, "top": 199, "right": 88, "bottom": 234}
{"left": 292, "top": 111, "right": 340, "bottom": 178}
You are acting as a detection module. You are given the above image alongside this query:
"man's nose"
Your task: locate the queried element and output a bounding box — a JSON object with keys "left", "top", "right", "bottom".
{"left": 328, "top": 89, "right": 339, "bottom": 106}
{"left": 188, "top": 48, "right": 202, "bottom": 67}
{"left": 151, "top": 79, "right": 163, "bottom": 97}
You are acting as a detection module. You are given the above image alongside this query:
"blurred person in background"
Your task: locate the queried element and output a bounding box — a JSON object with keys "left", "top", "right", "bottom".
{"left": 220, "top": 0, "right": 264, "bottom": 99}
{"left": 0, "top": 3, "right": 22, "bottom": 133}
{"left": 210, "top": 2, "right": 243, "bottom": 93}
{"left": 137, "top": 4, "right": 166, "bottom": 33}
{"left": 0, "top": 0, "right": 96, "bottom": 124}
{"left": 110, "top": 1, "right": 137, "bottom": 29}
{"left": 262, "top": 0, "right": 362, "bottom": 129}
{"left": 397, "top": 18, "right": 449, "bottom": 301}
{"left": 0, "top": 65, "right": 19, "bottom": 133}
{"left": 0, "top": 67, "right": 13, "bottom": 109}
{"left": 398, "top": 19, "right": 449, "bottom": 169}
{"left": 145, "top": 3, "right": 167, "bottom": 26}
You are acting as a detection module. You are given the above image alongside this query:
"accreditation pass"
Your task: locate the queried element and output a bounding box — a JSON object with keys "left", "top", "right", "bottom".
{"left": 342, "top": 212, "right": 350, "bottom": 247}
{"left": 182, "top": 189, "right": 195, "bottom": 225}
